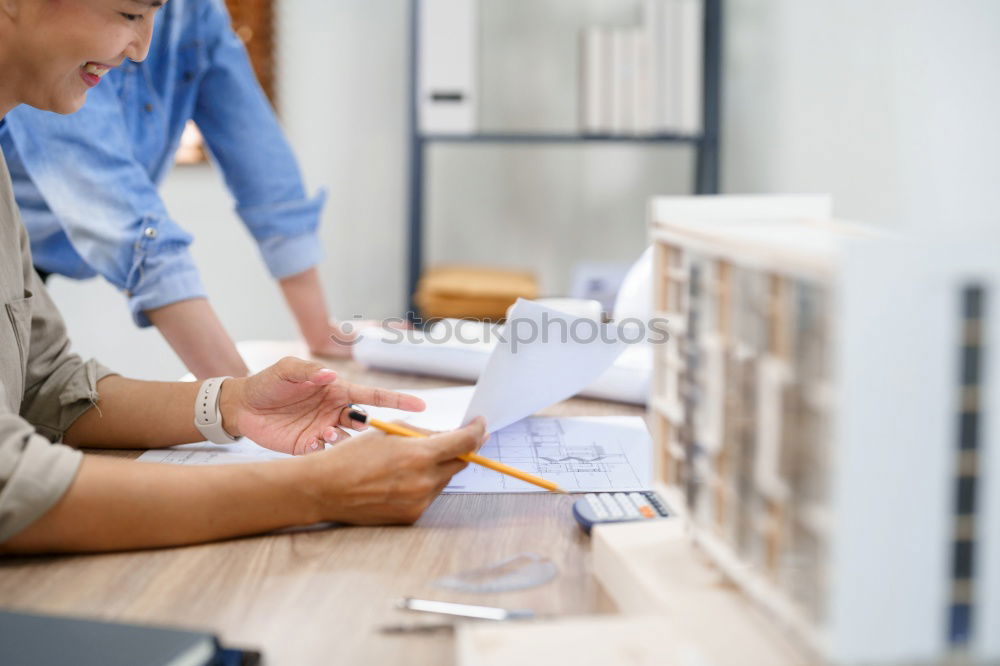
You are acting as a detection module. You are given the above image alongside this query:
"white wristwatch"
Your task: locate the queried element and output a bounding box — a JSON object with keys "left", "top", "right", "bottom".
{"left": 194, "top": 377, "right": 240, "bottom": 444}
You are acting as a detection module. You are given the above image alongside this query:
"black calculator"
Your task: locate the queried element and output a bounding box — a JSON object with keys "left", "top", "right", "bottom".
{"left": 572, "top": 491, "right": 671, "bottom": 534}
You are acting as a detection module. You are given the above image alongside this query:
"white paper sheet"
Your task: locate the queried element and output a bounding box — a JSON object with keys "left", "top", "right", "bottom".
{"left": 461, "top": 299, "right": 628, "bottom": 432}
{"left": 365, "top": 385, "right": 475, "bottom": 430}
{"left": 138, "top": 439, "right": 290, "bottom": 465}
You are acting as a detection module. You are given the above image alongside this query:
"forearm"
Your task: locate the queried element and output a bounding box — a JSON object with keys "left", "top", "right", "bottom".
{"left": 0, "top": 455, "right": 318, "bottom": 554}
{"left": 64, "top": 375, "right": 243, "bottom": 449}
{"left": 146, "top": 298, "right": 249, "bottom": 379}
{"left": 279, "top": 267, "right": 335, "bottom": 348}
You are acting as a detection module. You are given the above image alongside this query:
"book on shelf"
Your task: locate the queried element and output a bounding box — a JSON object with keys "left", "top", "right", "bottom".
{"left": 579, "top": 0, "right": 704, "bottom": 137}
{"left": 609, "top": 27, "right": 629, "bottom": 133}
{"left": 580, "top": 27, "right": 611, "bottom": 134}
{"left": 675, "top": 0, "right": 704, "bottom": 135}
{"left": 643, "top": 0, "right": 675, "bottom": 131}
{"left": 632, "top": 26, "right": 654, "bottom": 135}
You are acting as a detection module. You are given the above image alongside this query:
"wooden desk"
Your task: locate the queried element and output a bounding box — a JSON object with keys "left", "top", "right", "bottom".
{"left": 0, "top": 360, "right": 640, "bottom": 665}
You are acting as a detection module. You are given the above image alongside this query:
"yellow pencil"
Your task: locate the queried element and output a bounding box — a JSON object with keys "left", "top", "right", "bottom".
{"left": 347, "top": 409, "right": 567, "bottom": 494}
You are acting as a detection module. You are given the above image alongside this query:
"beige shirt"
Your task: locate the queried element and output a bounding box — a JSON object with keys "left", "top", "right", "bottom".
{"left": 0, "top": 146, "right": 114, "bottom": 543}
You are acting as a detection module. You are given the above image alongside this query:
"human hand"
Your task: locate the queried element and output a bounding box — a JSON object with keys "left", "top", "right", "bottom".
{"left": 219, "top": 357, "right": 425, "bottom": 455}
{"left": 303, "top": 417, "right": 486, "bottom": 525}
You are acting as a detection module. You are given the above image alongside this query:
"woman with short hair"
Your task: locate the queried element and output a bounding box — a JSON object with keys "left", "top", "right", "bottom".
{"left": 0, "top": 0, "right": 482, "bottom": 554}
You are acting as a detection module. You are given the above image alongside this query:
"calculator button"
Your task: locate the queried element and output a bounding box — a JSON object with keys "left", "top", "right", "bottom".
{"left": 585, "top": 494, "right": 608, "bottom": 519}
{"left": 598, "top": 494, "right": 624, "bottom": 518}
{"left": 629, "top": 492, "right": 657, "bottom": 519}
{"left": 643, "top": 492, "right": 669, "bottom": 516}
{"left": 614, "top": 494, "right": 640, "bottom": 518}
{"left": 628, "top": 492, "right": 649, "bottom": 507}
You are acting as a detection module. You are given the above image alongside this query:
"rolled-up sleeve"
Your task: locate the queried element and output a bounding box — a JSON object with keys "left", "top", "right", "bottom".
{"left": 194, "top": 0, "right": 326, "bottom": 280}
{"left": 123, "top": 232, "right": 207, "bottom": 328}
{"left": 239, "top": 193, "right": 326, "bottom": 278}
{"left": 18, "top": 267, "right": 116, "bottom": 439}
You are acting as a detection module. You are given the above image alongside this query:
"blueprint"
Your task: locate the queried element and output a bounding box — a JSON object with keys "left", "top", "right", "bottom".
{"left": 445, "top": 415, "right": 651, "bottom": 493}
{"left": 360, "top": 386, "right": 652, "bottom": 493}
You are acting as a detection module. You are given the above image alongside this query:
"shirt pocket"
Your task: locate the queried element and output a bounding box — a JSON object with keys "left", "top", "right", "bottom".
{"left": 176, "top": 38, "right": 206, "bottom": 90}
{"left": 1, "top": 294, "right": 32, "bottom": 409}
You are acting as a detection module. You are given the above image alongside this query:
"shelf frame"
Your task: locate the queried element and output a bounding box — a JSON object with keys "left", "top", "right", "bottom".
{"left": 421, "top": 133, "right": 704, "bottom": 144}
{"left": 405, "top": 0, "right": 724, "bottom": 318}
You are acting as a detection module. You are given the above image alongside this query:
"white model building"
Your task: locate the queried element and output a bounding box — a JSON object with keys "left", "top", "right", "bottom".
{"left": 642, "top": 195, "right": 1000, "bottom": 664}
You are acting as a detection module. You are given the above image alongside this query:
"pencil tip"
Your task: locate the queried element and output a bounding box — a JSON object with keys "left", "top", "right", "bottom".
{"left": 347, "top": 409, "right": 368, "bottom": 423}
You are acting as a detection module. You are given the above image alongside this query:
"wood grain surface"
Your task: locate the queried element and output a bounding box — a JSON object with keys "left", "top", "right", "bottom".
{"left": 0, "top": 359, "right": 641, "bottom": 665}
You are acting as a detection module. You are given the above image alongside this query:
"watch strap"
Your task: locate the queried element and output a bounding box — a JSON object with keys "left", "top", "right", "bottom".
{"left": 194, "top": 376, "right": 239, "bottom": 444}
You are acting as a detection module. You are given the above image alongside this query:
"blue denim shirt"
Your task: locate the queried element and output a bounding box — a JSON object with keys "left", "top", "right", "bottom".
{"left": 0, "top": 0, "right": 325, "bottom": 327}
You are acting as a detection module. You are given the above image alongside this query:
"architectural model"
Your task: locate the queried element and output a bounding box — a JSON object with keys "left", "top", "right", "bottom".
{"left": 646, "top": 196, "right": 999, "bottom": 664}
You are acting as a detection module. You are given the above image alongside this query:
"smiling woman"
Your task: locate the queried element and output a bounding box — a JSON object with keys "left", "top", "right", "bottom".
{"left": 0, "top": 0, "right": 486, "bottom": 555}
{"left": 0, "top": 0, "right": 161, "bottom": 116}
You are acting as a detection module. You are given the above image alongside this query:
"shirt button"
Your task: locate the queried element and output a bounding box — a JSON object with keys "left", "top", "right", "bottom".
{"left": 143, "top": 227, "right": 157, "bottom": 239}
{"left": 144, "top": 103, "right": 154, "bottom": 112}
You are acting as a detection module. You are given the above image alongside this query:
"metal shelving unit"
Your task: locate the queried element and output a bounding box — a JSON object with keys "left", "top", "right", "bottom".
{"left": 406, "top": 0, "right": 723, "bottom": 317}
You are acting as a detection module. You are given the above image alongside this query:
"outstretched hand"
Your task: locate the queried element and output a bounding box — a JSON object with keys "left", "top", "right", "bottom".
{"left": 220, "top": 357, "right": 425, "bottom": 455}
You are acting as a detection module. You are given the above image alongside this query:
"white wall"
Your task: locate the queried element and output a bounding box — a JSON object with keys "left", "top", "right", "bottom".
{"left": 723, "top": 0, "right": 1000, "bottom": 232}
{"left": 48, "top": 0, "right": 999, "bottom": 380}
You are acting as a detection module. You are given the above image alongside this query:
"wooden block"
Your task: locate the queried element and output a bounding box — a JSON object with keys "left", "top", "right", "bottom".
{"left": 457, "top": 615, "right": 696, "bottom": 666}
{"left": 589, "top": 520, "right": 807, "bottom": 665}
{"left": 414, "top": 265, "right": 539, "bottom": 319}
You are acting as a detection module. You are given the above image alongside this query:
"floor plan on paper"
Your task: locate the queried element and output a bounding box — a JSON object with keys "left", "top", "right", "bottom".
{"left": 445, "top": 416, "right": 651, "bottom": 493}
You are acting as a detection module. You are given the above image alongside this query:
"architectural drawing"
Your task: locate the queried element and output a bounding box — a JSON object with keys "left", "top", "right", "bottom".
{"left": 447, "top": 417, "right": 651, "bottom": 493}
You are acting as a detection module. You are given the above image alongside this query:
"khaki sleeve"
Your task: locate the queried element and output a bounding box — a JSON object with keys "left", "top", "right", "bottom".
{"left": 0, "top": 414, "right": 82, "bottom": 542}
{"left": 18, "top": 253, "right": 116, "bottom": 442}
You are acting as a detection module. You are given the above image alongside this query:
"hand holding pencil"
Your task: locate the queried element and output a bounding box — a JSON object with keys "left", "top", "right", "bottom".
{"left": 294, "top": 415, "right": 487, "bottom": 526}
{"left": 347, "top": 408, "right": 568, "bottom": 494}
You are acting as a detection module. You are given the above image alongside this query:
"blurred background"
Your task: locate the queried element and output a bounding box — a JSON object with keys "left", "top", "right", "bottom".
{"left": 47, "top": 0, "right": 1000, "bottom": 380}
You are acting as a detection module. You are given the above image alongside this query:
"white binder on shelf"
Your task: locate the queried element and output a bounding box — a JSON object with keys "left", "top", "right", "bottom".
{"left": 643, "top": 0, "right": 675, "bottom": 133}
{"left": 418, "top": 0, "right": 478, "bottom": 134}
{"left": 579, "top": 27, "right": 611, "bottom": 134}
{"left": 676, "top": 0, "right": 704, "bottom": 135}
{"left": 642, "top": 0, "right": 704, "bottom": 135}
{"left": 618, "top": 28, "right": 644, "bottom": 136}
{"left": 632, "top": 27, "right": 654, "bottom": 135}
{"left": 609, "top": 28, "right": 629, "bottom": 135}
